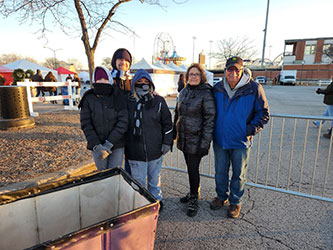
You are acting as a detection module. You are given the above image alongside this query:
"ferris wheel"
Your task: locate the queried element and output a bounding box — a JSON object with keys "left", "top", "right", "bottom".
{"left": 153, "top": 32, "right": 175, "bottom": 63}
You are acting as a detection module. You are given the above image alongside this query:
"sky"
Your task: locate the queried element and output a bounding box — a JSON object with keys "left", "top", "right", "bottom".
{"left": 1, "top": 0, "right": 332, "bottom": 69}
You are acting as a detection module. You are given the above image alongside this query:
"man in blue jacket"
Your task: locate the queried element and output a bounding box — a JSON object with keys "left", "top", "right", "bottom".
{"left": 210, "top": 56, "right": 270, "bottom": 218}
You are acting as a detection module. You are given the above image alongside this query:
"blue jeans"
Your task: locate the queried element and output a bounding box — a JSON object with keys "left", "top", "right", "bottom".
{"left": 92, "top": 147, "right": 124, "bottom": 171}
{"left": 128, "top": 157, "right": 163, "bottom": 201}
{"left": 314, "top": 105, "right": 333, "bottom": 127}
{"left": 213, "top": 142, "right": 251, "bottom": 205}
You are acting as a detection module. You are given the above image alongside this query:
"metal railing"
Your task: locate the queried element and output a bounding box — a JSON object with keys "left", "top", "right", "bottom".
{"left": 163, "top": 113, "right": 333, "bottom": 203}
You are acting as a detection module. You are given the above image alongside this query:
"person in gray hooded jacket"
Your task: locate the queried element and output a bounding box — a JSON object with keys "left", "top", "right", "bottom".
{"left": 125, "top": 69, "right": 173, "bottom": 211}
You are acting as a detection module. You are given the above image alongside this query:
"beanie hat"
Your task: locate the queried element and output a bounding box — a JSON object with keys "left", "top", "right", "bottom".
{"left": 111, "top": 48, "right": 132, "bottom": 69}
{"left": 93, "top": 66, "right": 112, "bottom": 84}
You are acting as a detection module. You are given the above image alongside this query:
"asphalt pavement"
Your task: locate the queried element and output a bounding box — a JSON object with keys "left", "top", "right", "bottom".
{"left": 2, "top": 85, "right": 333, "bottom": 249}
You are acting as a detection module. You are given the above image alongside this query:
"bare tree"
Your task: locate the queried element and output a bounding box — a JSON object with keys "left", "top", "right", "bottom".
{"left": 323, "top": 44, "right": 333, "bottom": 61}
{"left": 0, "top": 0, "right": 177, "bottom": 84}
{"left": 101, "top": 57, "right": 113, "bottom": 70}
{"left": 0, "top": 53, "right": 38, "bottom": 65}
{"left": 212, "top": 36, "right": 258, "bottom": 68}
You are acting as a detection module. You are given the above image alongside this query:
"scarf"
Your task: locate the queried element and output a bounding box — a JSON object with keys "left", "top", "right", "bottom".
{"left": 133, "top": 93, "right": 153, "bottom": 137}
{"left": 111, "top": 69, "right": 133, "bottom": 91}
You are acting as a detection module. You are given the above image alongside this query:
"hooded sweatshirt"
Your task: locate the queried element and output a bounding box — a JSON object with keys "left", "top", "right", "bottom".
{"left": 213, "top": 67, "right": 270, "bottom": 149}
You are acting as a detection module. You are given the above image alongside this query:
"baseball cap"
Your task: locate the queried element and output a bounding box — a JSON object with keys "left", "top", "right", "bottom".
{"left": 226, "top": 56, "right": 244, "bottom": 69}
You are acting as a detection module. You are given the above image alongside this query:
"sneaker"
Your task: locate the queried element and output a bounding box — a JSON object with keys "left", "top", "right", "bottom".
{"left": 210, "top": 197, "right": 228, "bottom": 210}
{"left": 187, "top": 196, "right": 198, "bottom": 217}
{"left": 180, "top": 193, "right": 191, "bottom": 203}
{"left": 227, "top": 204, "right": 241, "bottom": 219}
{"left": 180, "top": 192, "right": 200, "bottom": 203}
{"left": 323, "top": 128, "right": 332, "bottom": 139}
{"left": 312, "top": 121, "right": 319, "bottom": 128}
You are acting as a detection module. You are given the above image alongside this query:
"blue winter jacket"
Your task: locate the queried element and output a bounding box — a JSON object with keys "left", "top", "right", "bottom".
{"left": 213, "top": 73, "right": 270, "bottom": 149}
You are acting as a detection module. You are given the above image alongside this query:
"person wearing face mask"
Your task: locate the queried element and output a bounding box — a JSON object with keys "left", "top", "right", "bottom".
{"left": 173, "top": 63, "right": 216, "bottom": 217}
{"left": 211, "top": 56, "right": 270, "bottom": 219}
{"left": 79, "top": 66, "right": 128, "bottom": 171}
{"left": 111, "top": 48, "right": 133, "bottom": 94}
{"left": 125, "top": 69, "right": 173, "bottom": 211}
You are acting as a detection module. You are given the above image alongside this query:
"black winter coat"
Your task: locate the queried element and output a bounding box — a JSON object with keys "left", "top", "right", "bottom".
{"left": 317, "top": 81, "right": 333, "bottom": 105}
{"left": 174, "top": 83, "right": 216, "bottom": 155}
{"left": 125, "top": 95, "right": 173, "bottom": 161}
{"left": 79, "top": 86, "right": 128, "bottom": 150}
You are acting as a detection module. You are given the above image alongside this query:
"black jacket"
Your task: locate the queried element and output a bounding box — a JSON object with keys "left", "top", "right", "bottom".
{"left": 79, "top": 85, "right": 128, "bottom": 150}
{"left": 317, "top": 81, "right": 333, "bottom": 105}
{"left": 125, "top": 95, "right": 173, "bottom": 161}
{"left": 174, "top": 83, "right": 216, "bottom": 155}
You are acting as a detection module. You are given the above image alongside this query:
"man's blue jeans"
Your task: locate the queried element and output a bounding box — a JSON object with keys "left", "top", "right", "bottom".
{"left": 213, "top": 142, "right": 251, "bottom": 205}
{"left": 128, "top": 156, "right": 163, "bottom": 201}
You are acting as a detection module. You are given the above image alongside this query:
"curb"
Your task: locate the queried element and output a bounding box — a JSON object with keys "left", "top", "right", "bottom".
{"left": 0, "top": 160, "right": 96, "bottom": 194}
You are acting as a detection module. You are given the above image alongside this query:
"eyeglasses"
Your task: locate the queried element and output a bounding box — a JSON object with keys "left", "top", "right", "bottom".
{"left": 189, "top": 73, "right": 201, "bottom": 77}
{"left": 226, "top": 67, "right": 243, "bottom": 73}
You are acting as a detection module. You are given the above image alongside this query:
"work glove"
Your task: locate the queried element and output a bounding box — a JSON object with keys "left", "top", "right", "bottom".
{"left": 103, "top": 140, "right": 113, "bottom": 154}
{"left": 161, "top": 144, "right": 171, "bottom": 155}
{"left": 198, "top": 148, "right": 209, "bottom": 157}
{"left": 93, "top": 144, "right": 110, "bottom": 160}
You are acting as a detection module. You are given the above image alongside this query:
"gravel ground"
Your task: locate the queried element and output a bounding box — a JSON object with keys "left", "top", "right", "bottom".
{"left": 0, "top": 110, "right": 90, "bottom": 188}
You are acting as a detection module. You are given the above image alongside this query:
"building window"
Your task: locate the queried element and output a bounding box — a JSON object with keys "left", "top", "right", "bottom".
{"left": 323, "top": 44, "right": 332, "bottom": 52}
{"left": 304, "top": 45, "right": 316, "bottom": 55}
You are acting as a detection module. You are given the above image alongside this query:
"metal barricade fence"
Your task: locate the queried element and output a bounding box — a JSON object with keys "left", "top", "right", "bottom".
{"left": 163, "top": 110, "right": 333, "bottom": 203}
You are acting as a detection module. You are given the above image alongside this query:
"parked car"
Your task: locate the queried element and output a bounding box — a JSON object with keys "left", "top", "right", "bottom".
{"left": 213, "top": 77, "right": 223, "bottom": 85}
{"left": 255, "top": 76, "right": 267, "bottom": 85}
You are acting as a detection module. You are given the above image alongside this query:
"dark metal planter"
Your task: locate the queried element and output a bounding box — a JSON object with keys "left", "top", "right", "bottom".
{"left": 0, "top": 86, "right": 34, "bottom": 129}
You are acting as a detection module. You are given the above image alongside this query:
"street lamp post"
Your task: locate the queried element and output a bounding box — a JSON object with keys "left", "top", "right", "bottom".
{"left": 209, "top": 40, "right": 213, "bottom": 69}
{"left": 44, "top": 46, "right": 62, "bottom": 69}
{"left": 300, "top": 60, "right": 304, "bottom": 85}
{"left": 192, "top": 36, "right": 196, "bottom": 63}
{"left": 261, "top": 0, "right": 270, "bottom": 68}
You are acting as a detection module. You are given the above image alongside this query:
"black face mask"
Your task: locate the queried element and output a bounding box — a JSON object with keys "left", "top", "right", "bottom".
{"left": 135, "top": 84, "right": 150, "bottom": 90}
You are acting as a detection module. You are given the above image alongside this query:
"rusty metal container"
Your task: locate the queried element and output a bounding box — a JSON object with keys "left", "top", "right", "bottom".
{"left": 0, "top": 168, "right": 159, "bottom": 250}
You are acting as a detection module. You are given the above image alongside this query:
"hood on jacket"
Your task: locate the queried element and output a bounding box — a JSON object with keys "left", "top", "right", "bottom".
{"left": 92, "top": 66, "right": 113, "bottom": 84}
{"left": 131, "top": 69, "right": 155, "bottom": 94}
{"left": 223, "top": 67, "right": 252, "bottom": 98}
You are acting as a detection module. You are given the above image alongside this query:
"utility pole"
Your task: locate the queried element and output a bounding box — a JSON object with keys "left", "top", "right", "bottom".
{"left": 261, "top": 0, "right": 270, "bottom": 68}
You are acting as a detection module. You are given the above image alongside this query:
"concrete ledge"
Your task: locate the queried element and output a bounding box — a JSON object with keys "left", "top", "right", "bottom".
{"left": 0, "top": 160, "right": 96, "bottom": 194}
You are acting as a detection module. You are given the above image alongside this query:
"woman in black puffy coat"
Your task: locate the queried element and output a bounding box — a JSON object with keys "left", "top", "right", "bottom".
{"left": 174, "top": 63, "right": 216, "bottom": 217}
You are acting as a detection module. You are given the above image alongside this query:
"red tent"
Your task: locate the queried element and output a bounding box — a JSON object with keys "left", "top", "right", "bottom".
{"left": 0, "top": 65, "right": 14, "bottom": 85}
{"left": 55, "top": 67, "right": 76, "bottom": 75}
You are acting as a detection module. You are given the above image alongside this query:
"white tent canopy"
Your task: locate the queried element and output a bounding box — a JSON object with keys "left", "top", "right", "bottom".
{"left": 78, "top": 71, "right": 89, "bottom": 83}
{"left": 131, "top": 58, "right": 162, "bottom": 71}
{"left": 5, "top": 59, "right": 57, "bottom": 78}
{"left": 167, "top": 62, "right": 186, "bottom": 72}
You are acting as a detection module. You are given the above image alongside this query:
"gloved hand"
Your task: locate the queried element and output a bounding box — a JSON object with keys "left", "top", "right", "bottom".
{"left": 316, "top": 88, "right": 321, "bottom": 94}
{"left": 198, "top": 148, "right": 209, "bottom": 157}
{"left": 161, "top": 144, "right": 171, "bottom": 155}
{"left": 93, "top": 144, "right": 110, "bottom": 160}
{"left": 103, "top": 140, "right": 113, "bottom": 154}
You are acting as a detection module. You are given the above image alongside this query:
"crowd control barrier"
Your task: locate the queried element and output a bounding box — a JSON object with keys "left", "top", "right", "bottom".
{"left": 18, "top": 80, "right": 79, "bottom": 117}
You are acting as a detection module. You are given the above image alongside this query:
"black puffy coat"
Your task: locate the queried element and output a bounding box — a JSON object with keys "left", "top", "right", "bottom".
{"left": 174, "top": 83, "right": 216, "bottom": 155}
{"left": 317, "top": 81, "right": 333, "bottom": 105}
{"left": 79, "top": 85, "right": 128, "bottom": 150}
{"left": 126, "top": 95, "right": 173, "bottom": 162}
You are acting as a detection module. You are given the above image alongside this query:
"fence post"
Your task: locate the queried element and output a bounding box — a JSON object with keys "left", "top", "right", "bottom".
{"left": 21, "top": 80, "right": 39, "bottom": 117}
